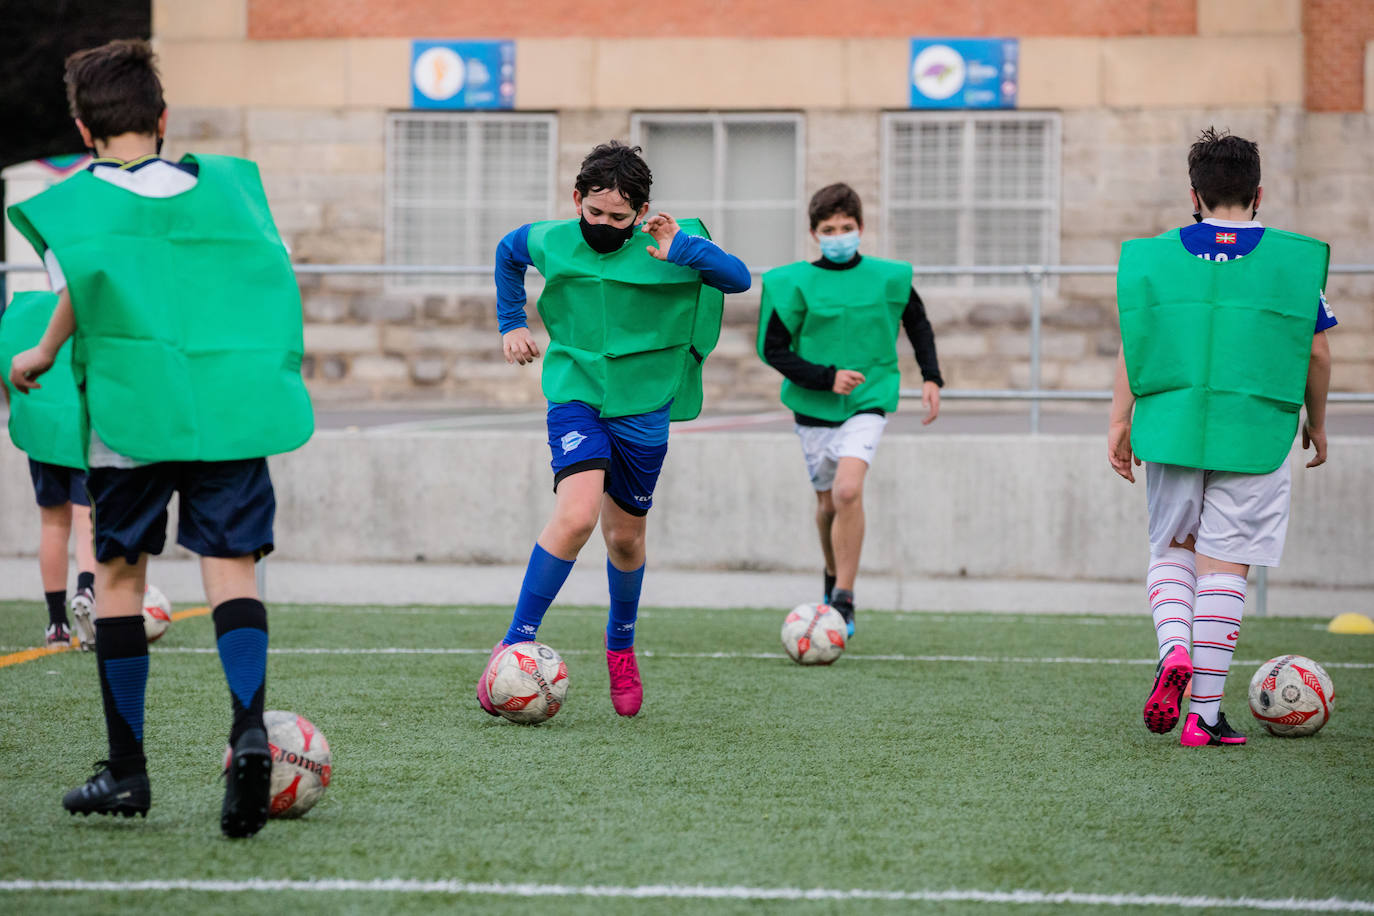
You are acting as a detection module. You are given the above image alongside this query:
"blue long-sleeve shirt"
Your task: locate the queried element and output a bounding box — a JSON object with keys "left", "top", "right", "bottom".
{"left": 495, "top": 222, "right": 752, "bottom": 334}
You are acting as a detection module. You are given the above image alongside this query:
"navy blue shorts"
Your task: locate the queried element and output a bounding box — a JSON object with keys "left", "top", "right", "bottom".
{"left": 29, "top": 459, "right": 89, "bottom": 508}
{"left": 85, "top": 458, "right": 276, "bottom": 565}
{"left": 546, "top": 401, "right": 670, "bottom": 516}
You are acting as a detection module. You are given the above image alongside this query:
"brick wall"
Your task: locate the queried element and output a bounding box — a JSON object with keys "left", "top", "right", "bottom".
{"left": 1304, "top": 0, "right": 1374, "bottom": 111}
{"left": 247, "top": 0, "right": 1196, "bottom": 40}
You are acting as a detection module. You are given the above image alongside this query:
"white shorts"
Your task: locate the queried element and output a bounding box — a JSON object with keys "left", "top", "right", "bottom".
{"left": 795, "top": 413, "right": 888, "bottom": 491}
{"left": 1145, "top": 461, "right": 1292, "bottom": 567}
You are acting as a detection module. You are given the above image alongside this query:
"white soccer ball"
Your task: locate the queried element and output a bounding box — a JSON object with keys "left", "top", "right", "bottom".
{"left": 781, "top": 603, "right": 846, "bottom": 665}
{"left": 485, "top": 641, "right": 569, "bottom": 724}
{"left": 265, "top": 710, "right": 332, "bottom": 817}
{"left": 142, "top": 584, "right": 172, "bottom": 643}
{"left": 1248, "top": 655, "right": 1335, "bottom": 737}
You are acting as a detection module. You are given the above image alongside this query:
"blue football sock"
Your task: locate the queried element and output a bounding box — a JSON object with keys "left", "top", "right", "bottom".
{"left": 213, "top": 598, "right": 268, "bottom": 744}
{"left": 95, "top": 615, "right": 149, "bottom": 775}
{"left": 505, "top": 544, "right": 575, "bottom": 645}
{"left": 606, "top": 560, "right": 645, "bottom": 650}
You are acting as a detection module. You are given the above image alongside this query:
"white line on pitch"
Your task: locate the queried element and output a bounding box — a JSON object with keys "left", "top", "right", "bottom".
{"left": 0, "top": 879, "right": 1370, "bottom": 911}
{"left": 132, "top": 647, "right": 1374, "bottom": 668}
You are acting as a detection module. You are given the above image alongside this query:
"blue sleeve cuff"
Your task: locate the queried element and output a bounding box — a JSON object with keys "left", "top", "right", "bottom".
{"left": 667, "top": 232, "right": 752, "bottom": 293}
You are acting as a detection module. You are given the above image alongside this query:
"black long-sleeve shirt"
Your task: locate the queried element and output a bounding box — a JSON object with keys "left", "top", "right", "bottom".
{"left": 761, "top": 254, "right": 944, "bottom": 426}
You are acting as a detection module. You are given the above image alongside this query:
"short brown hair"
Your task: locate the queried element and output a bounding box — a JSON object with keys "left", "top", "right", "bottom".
{"left": 808, "top": 183, "right": 863, "bottom": 230}
{"left": 575, "top": 141, "right": 653, "bottom": 210}
{"left": 64, "top": 39, "right": 165, "bottom": 143}
{"left": 1187, "top": 127, "right": 1260, "bottom": 211}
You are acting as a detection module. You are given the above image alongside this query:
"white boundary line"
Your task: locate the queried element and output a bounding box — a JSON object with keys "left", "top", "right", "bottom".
{"left": 59, "top": 646, "right": 1372, "bottom": 669}
{"left": 0, "top": 879, "right": 1371, "bottom": 911}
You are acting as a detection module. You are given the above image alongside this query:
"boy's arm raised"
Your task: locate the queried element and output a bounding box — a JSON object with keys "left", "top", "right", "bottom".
{"left": 643, "top": 212, "right": 751, "bottom": 293}
{"left": 1303, "top": 331, "right": 1331, "bottom": 468}
{"left": 8, "top": 288, "right": 74, "bottom": 393}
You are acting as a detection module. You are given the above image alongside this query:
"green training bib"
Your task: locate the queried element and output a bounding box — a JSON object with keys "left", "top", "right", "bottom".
{"left": 0, "top": 291, "right": 87, "bottom": 469}
{"left": 1117, "top": 227, "right": 1328, "bottom": 473}
{"left": 8, "top": 154, "right": 314, "bottom": 462}
{"left": 526, "top": 218, "right": 723, "bottom": 420}
{"left": 757, "top": 257, "right": 912, "bottom": 421}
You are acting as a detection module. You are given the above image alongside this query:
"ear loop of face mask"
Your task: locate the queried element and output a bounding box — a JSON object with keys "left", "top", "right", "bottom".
{"left": 1191, "top": 187, "right": 1259, "bottom": 222}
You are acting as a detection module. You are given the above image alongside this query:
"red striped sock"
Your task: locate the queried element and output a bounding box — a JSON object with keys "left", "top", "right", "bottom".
{"left": 1189, "top": 573, "right": 1246, "bottom": 727}
{"left": 1148, "top": 548, "right": 1195, "bottom": 661}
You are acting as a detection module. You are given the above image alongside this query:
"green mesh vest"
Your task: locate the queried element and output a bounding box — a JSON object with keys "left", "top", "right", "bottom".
{"left": 1117, "top": 227, "right": 1328, "bottom": 473}
{"left": 8, "top": 154, "right": 314, "bottom": 462}
{"left": 0, "top": 291, "right": 87, "bottom": 469}
{"left": 525, "top": 218, "right": 723, "bottom": 420}
{"left": 757, "top": 257, "right": 912, "bottom": 421}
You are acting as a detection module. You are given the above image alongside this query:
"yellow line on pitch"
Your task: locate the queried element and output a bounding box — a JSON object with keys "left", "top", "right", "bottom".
{"left": 0, "top": 606, "right": 210, "bottom": 669}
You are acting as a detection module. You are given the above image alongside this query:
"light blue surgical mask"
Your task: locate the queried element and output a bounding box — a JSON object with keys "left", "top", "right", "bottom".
{"left": 818, "top": 230, "right": 861, "bottom": 264}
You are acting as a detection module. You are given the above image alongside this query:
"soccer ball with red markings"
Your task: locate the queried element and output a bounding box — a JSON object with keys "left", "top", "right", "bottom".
{"left": 781, "top": 603, "right": 846, "bottom": 666}
{"left": 142, "top": 584, "right": 172, "bottom": 643}
{"left": 265, "top": 710, "right": 332, "bottom": 817}
{"left": 1248, "top": 655, "right": 1335, "bottom": 737}
{"left": 486, "top": 641, "right": 570, "bottom": 725}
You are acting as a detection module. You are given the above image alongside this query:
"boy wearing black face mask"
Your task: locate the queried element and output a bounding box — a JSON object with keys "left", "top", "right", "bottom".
{"left": 757, "top": 183, "right": 943, "bottom": 639}
{"left": 485, "top": 140, "right": 750, "bottom": 718}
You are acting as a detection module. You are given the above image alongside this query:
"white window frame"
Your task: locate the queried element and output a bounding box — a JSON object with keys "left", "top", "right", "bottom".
{"left": 385, "top": 111, "right": 558, "bottom": 292}
{"left": 880, "top": 110, "right": 1061, "bottom": 292}
{"left": 630, "top": 111, "right": 806, "bottom": 271}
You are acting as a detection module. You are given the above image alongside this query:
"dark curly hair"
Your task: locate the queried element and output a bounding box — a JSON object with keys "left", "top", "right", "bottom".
{"left": 1188, "top": 127, "right": 1260, "bottom": 211}
{"left": 575, "top": 141, "right": 653, "bottom": 210}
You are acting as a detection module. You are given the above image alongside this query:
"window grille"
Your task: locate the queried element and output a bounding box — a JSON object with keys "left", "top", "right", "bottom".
{"left": 882, "top": 112, "right": 1060, "bottom": 288}
{"left": 385, "top": 112, "right": 557, "bottom": 289}
{"left": 632, "top": 113, "right": 804, "bottom": 272}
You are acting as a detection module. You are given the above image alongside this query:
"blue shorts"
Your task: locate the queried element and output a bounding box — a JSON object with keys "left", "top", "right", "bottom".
{"left": 85, "top": 458, "right": 276, "bottom": 565}
{"left": 546, "top": 401, "right": 670, "bottom": 516}
{"left": 29, "top": 459, "right": 89, "bottom": 508}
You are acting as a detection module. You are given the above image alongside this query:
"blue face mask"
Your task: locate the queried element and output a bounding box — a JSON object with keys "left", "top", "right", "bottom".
{"left": 818, "top": 230, "right": 861, "bottom": 264}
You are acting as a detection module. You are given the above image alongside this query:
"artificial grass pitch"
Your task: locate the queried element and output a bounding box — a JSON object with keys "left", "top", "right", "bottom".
{"left": 0, "top": 599, "right": 1370, "bottom": 916}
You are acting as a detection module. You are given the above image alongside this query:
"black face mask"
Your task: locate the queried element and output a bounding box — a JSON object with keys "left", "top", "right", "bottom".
{"left": 579, "top": 213, "right": 636, "bottom": 254}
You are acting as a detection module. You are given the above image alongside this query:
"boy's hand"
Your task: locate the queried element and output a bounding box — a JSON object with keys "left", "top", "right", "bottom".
{"left": 8, "top": 346, "right": 55, "bottom": 393}
{"left": 502, "top": 328, "right": 541, "bottom": 366}
{"left": 642, "top": 212, "right": 680, "bottom": 261}
{"left": 1303, "top": 420, "right": 1327, "bottom": 468}
{"left": 832, "top": 369, "right": 865, "bottom": 395}
{"left": 1108, "top": 419, "right": 1139, "bottom": 482}
{"left": 921, "top": 380, "right": 941, "bottom": 425}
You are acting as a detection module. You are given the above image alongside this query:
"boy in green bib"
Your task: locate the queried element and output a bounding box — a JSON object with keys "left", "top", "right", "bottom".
{"left": 1109, "top": 128, "right": 1333, "bottom": 748}
{"left": 0, "top": 290, "right": 96, "bottom": 648}
{"left": 7, "top": 40, "right": 312, "bottom": 834}
{"left": 758, "top": 183, "right": 943, "bottom": 637}
{"left": 479, "top": 141, "right": 750, "bottom": 718}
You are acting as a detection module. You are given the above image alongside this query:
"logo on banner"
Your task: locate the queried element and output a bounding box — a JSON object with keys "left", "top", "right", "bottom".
{"left": 413, "top": 46, "right": 465, "bottom": 101}
{"left": 911, "top": 44, "right": 966, "bottom": 101}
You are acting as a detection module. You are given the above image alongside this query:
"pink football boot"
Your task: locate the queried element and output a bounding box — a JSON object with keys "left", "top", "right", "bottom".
{"left": 1143, "top": 644, "right": 1193, "bottom": 734}
{"left": 1180, "top": 711, "right": 1247, "bottom": 747}
{"left": 606, "top": 645, "right": 643, "bottom": 717}
{"left": 475, "top": 642, "right": 506, "bottom": 716}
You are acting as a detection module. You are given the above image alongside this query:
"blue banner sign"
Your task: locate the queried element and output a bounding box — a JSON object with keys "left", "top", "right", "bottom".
{"left": 909, "top": 38, "right": 1018, "bottom": 109}
{"left": 411, "top": 40, "right": 515, "bottom": 110}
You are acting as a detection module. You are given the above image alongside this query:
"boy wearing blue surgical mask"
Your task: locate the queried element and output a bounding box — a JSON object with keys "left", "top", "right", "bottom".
{"left": 757, "top": 183, "right": 943, "bottom": 636}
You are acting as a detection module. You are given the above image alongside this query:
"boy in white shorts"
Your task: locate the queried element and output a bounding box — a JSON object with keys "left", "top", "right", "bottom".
{"left": 1109, "top": 128, "right": 1333, "bottom": 748}
{"left": 759, "top": 184, "right": 943, "bottom": 636}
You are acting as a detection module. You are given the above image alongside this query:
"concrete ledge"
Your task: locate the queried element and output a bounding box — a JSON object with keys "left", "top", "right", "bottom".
{"left": 3, "top": 432, "right": 1369, "bottom": 589}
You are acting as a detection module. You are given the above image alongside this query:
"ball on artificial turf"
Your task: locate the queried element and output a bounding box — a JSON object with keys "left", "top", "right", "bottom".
{"left": 781, "top": 603, "right": 846, "bottom": 666}
{"left": 142, "top": 584, "right": 172, "bottom": 643}
{"left": 485, "top": 641, "right": 569, "bottom": 724}
{"left": 1248, "top": 655, "right": 1334, "bottom": 737}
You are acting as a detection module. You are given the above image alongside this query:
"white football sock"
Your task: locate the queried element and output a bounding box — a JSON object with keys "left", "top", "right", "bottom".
{"left": 1148, "top": 547, "right": 1196, "bottom": 661}
{"left": 1189, "top": 573, "right": 1247, "bottom": 727}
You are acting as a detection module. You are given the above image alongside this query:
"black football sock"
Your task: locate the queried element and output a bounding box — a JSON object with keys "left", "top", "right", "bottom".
{"left": 213, "top": 598, "right": 269, "bottom": 745}
{"left": 95, "top": 615, "right": 149, "bottom": 777}
{"left": 45, "top": 590, "right": 68, "bottom": 627}
{"left": 77, "top": 571, "right": 95, "bottom": 594}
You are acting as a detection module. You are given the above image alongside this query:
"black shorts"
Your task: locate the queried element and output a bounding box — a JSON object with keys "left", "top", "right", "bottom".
{"left": 29, "top": 459, "right": 89, "bottom": 508}
{"left": 86, "top": 458, "right": 276, "bottom": 565}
